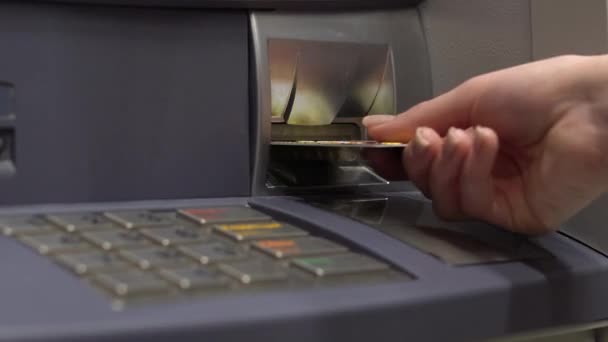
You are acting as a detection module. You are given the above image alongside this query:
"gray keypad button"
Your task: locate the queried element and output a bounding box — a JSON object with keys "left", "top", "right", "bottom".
{"left": 178, "top": 240, "right": 246, "bottom": 264}
{"left": 141, "top": 226, "right": 210, "bottom": 247}
{"left": 55, "top": 251, "right": 131, "bottom": 275}
{"left": 104, "top": 210, "right": 179, "bottom": 229}
{"left": 293, "top": 253, "right": 390, "bottom": 277}
{"left": 253, "top": 237, "right": 347, "bottom": 259}
{"left": 81, "top": 230, "right": 151, "bottom": 251}
{"left": 218, "top": 259, "right": 289, "bottom": 284}
{"left": 158, "top": 267, "right": 231, "bottom": 290}
{"left": 214, "top": 221, "right": 307, "bottom": 241}
{"left": 118, "top": 247, "right": 195, "bottom": 270}
{"left": 180, "top": 206, "right": 270, "bottom": 225}
{"left": 45, "top": 213, "right": 117, "bottom": 232}
{"left": 93, "top": 271, "right": 170, "bottom": 297}
{"left": 0, "top": 216, "right": 56, "bottom": 236}
{"left": 19, "top": 233, "right": 91, "bottom": 255}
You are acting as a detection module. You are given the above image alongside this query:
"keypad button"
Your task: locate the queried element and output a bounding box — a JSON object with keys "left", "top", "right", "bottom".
{"left": 45, "top": 213, "right": 117, "bottom": 232}
{"left": 253, "top": 237, "right": 347, "bottom": 259}
{"left": 19, "top": 233, "right": 91, "bottom": 255}
{"left": 141, "top": 226, "right": 210, "bottom": 247}
{"left": 293, "top": 253, "right": 390, "bottom": 277}
{"left": 0, "top": 216, "right": 56, "bottom": 236}
{"left": 180, "top": 206, "right": 270, "bottom": 225}
{"left": 104, "top": 210, "right": 179, "bottom": 229}
{"left": 118, "top": 247, "right": 195, "bottom": 270}
{"left": 158, "top": 267, "right": 231, "bottom": 290}
{"left": 55, "top": 251, "right": 131, "bottom": 275}
{"left": 218, "top": 259, "right": 289, "bottom": 284}
{"left": 81, "top": 230, "right": 151, "bottom": 251}
{"left": 93, "top": 271, "right": 171, "bottom": 297}
{"left": 214, "top": 221, "right": 307, "bottom": 241}
{"left": 178, "top": 240, "right": 246, "bottom": 264}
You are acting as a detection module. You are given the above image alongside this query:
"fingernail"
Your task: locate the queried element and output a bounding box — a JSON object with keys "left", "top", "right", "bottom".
{"left": 414, "top": 127, "right": 431, "bottom": 147}
{"left": 411, "top": 127, "right": 432, "bottom": 158}
{"left": 475, "top": 125, "right": 493, "bottom": 136}
{"left": 445, "top": 127, "right": 464, "bottom": 155}
{"left": 362, "top": 115, "right": 396, "bottom": 127}
{"left": 474, "top": 126, "right": 493, "bottom": 149}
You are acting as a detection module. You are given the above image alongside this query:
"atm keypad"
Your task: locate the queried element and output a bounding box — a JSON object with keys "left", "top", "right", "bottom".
{"left": 1, "top": 205, "right": 403, "bottom": 307}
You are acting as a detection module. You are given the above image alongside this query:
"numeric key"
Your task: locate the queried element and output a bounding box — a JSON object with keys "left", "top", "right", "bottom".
{"left": 0, "top": 216, "right": 56, "bottom": 236}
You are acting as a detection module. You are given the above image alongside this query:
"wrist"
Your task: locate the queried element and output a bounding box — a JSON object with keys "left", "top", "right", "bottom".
{"left": 564, "top": 55, "right": 608, "bottom": 191}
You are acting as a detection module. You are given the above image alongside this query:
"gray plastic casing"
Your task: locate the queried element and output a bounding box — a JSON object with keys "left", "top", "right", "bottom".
{"left": 30, "top": 0, "right": 422, "bottom": 9}
{"left": 0, "top": 2, "right": 251, "bottom": 205}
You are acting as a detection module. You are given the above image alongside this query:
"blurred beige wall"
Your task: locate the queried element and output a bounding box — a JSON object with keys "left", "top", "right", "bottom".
{"left": 531, "top": 0, "right": 608, "bottom": 59}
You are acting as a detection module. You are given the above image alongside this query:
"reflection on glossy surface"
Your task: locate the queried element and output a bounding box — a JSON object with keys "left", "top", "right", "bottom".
{"left": 305, "top": 194, "right": 552, "bottom": 265}
{"left": 368, "top": 52, "right": 395, "bottom": 115}
{"left": 268, "top": 39, "right": 393, "bottom": 125}
{"left": 269, "top": 40, "right": 299, "bottom": 120}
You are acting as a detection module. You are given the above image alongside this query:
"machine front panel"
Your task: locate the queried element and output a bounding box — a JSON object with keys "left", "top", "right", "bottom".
{"left": 0, "top": 2, "right": 251, "bottom": 205}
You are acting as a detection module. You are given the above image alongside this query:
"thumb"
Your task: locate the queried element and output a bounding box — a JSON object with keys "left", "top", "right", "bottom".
{"left": 364, "top": 80, "right": 480, "bottom": 142}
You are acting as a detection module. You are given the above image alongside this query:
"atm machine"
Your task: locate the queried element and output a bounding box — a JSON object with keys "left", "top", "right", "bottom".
{"left": 0, "top": 1, "right": 608, "bottom": 341}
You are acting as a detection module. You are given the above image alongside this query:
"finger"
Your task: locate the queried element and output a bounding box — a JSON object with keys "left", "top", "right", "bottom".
{"left": 366, "top": 78, "right": 486, "bottom": 142}
{"left": 362, "top": 115, "right": 396, "bottom": 127}
{"left": 430, "top": 127, "right": 474, "bottom": 220}
{"left": 404, "top": 127, "right": 441, "bottom": 197}
{"left": 459, "top": 126, "right": 501, "bottom": 222}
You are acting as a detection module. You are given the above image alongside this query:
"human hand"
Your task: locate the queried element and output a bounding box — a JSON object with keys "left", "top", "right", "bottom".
{"left": 364, "top": 55, "right": 608, "bottom": 234}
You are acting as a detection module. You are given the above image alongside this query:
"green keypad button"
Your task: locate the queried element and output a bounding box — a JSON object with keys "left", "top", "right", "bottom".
{"left": 141, "top": 226, "right": 210, "bottom": 247}
{"left": 93, "top": 271, "right": 171, "bottom": 297}
{"left": 56, "top": 251, "right": 131, "bottom": 275}
{"left": 104, "top": 210, "right": 179, "bottom": 229}
{"left": 180, "top": 206, "right": 270, "bottom": 225}
{"left": 0, "top": 216, "right": 56, "bottom": 236}
{"left": 158, "top": 267, "right": 231, "bottom": 290}
{"left": 45, "top": 213, "right": 117, "bottom": 232}
{"left": 293, "top": 253, "right": 390, "bottom": 277}
{"left": 219, "top": 259, "right": 290, "bottom": 284}
{"left": 19, "top": 233, "right": 92, "bottom": 255}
